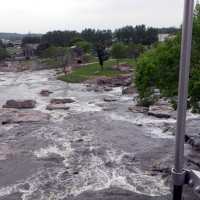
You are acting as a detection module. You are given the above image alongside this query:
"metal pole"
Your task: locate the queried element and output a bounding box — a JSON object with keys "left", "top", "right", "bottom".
{"left": 173, "top": 0, "right": 194, "bottom": 199}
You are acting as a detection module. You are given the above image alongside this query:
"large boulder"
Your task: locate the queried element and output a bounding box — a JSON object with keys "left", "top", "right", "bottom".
{"left": 148, "top": 101, "right": 174, "bottom": 118}
{"left": 3, "top": 99, "right": 36, "bottom": 109}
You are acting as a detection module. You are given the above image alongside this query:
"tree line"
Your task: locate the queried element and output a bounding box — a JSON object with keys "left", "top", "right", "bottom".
{"left": 21, "top": 25, "right": 179, "bottom": 48}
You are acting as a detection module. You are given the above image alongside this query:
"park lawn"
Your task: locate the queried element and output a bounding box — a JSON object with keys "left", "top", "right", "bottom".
{"left": 57, "top": 59, "right": 135, "bottom": 83}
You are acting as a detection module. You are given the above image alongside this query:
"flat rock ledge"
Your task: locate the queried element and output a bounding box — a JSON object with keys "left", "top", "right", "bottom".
{"left": 50, "top": 98, "right": 75, "bottom": 104}
{"left": 46, "top": 103, "right": 70, "bottom": 111}
{"left": 148, "top": 101, "right": 174, "bottom": 118}
{"left": 1, "top": 110, "right": 49, "bottom": 124}
{"left": 3, "top": 99, "right": 36, "bottom": 109}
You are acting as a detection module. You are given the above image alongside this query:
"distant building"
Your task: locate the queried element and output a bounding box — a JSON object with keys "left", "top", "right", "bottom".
{"left": 22, "top": 43, "right": 39, "bottom": 57}
{"left": 158, "top": 34, "right": 176, "bottom": 42}
{"left": 12, "top": 40, "right": 22, "bottom": 47}
{"left": 158, "top": 34, "right": 169, "bottom": 42}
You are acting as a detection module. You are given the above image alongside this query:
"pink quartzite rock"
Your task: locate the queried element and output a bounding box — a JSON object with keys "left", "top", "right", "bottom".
{"left": 3, "top": 99, "right": 36, "bottom": 109}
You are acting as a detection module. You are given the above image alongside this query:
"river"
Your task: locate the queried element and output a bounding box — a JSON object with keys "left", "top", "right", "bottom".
{"left": 0, "top": 69, "right": 198, "bottom": 200}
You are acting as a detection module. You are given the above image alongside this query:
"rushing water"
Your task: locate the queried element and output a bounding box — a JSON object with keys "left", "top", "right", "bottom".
{"left": 0, "top": 69, "right": 189, "bottom": 199}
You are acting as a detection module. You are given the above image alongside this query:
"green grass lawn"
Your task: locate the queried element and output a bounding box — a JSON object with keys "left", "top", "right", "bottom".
{"left": 57, "top": 59, "right": 135, "bottom": 83}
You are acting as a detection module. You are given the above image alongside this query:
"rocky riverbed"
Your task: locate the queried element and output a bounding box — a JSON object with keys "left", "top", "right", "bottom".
{"left": 0, "top": 69, "right": 199, "bottom": 200}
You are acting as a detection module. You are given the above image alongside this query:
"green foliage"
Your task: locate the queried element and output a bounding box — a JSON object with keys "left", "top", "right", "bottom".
{"left": 74, "top": 41, "right": 92, "bottom": 54}
{"left": 0, "top": 46, "right": 10, "bottom": 60}
{"left": 114, "top": 25, "right": 158, "bottom": 45}
{"left": 135, "top": 2, "right": 200, "bottom": 113}
{"left": 126, "top": 43, "right": 146, "bottom": 59}
{"left": 188, "top": 66, "right": 200, "bottom": 113}
{"left": 111, "top": 42, "right": 127, "bottom": 65}
{"left": 37, "top": 43, "right": 50, "bottom": 56}
{"left": 22, "top": 36, "right": 40, "bottom": 44}
{"left": 135, "top": 36, "right": 181, "bottom": 103}
{"left": 69, "top": 38, "right": 83, "bottom": 46}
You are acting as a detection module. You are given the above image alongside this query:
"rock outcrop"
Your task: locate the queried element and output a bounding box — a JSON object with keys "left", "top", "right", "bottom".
{"left": 148, "top": 101, "right": 174, "bottom": 118}
{"left": 46, "top": 103, "right": 70, "bottom": 111}
{"left": 1, "top": 110, "right": 49, "bottom": 124}
{"left": 40, "top": 89, "right": 53, "bottom": 96}
{"left": 3, "top": 99, "right": 36, "bottom": 109}
{"left": 50, "top": 98, "right": 75, "bottom": 104}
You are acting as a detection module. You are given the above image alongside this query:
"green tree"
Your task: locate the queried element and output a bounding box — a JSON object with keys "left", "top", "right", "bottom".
{"left": 93, "top": 43, "right": 109, "bottom": 71}
{"left": 111, "top": 42, "right": 127, "bottom": 65}
{"left": 43, "top": 47, "right": 71, "bottom": 78}
{"left": 0, "top": 44, "right": 10, "bottom": 60}
{"left": 22, "top": 36, "right": 40, "bottom": 44}
{"left": 127, "top": 43, "right": 146, "bottom": 59}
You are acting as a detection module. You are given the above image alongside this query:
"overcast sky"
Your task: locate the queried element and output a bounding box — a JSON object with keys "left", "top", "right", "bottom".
{"left": 0, "top": 0, "right": 198, "bottom": 34}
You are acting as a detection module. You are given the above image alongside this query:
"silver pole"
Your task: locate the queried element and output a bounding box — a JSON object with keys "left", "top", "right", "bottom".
{"left": 174, "top": 0, "right": 194, "bottom": 174}
{"left": 173, "top": 1, "right": 194, "bottom": 199}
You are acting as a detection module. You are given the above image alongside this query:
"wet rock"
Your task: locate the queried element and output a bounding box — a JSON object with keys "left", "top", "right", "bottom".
{"left": 50, "top": 98, "right": 75, "bottom": 104}
{"left": 3, "top": 99, "right": 36, "bottom": 109}
{"left": 18, "top": 183, "right": 30, "bottom": 190}
{"left": 40, "top": 89, "right": 53, "bottom": 96}
{"left": 129, "top": 106, "right": 149, "bottom": 113}
{"left": 60, "top": 170, "right": 70, "bottom": 180}
{"left": 0, "top": 108, "right": 18, "bottom": 116}
{"left": 121, "top": 154, "right": 135, "bottom": 165}
{"left": 104, "top": 97, "right": 118, "bottom": 102}
{"left": 150, "top": 157, "right": 173, "bottom": 174}
{"left": 148, "top": 101, "right": 174, "bottom": 118}
{"left": 46, "top": 103, "right": 70, "bottom": 110}
{"left": 122, "top": 85, "right": 137, "bottom": 95}
{"left": 2, "top": 111, "right": 49, "bottom": 124}
{"left": 102, "top": 106, "right": 117, "bottom": 111}
{"left": 0, "top": 143, "right": 23, "bottom": 160}
{"left": 161, "top": 123, "right": 174, "bottom": 134}
{"left": 42, "top": 153, "right": 65, "bottom": 163}
{"left": 104, "top": 87, "right": 113, "bottom": 91}
{"left": 0, "top": 192, "right": 23, "bottom": 200}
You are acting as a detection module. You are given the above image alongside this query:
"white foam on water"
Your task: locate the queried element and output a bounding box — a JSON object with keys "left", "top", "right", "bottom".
{"left": 0, "top": 124, "right": 171, "bottom": 200}
{"left": 70, "top": 101, "right": 102, "bottom": 112}
{"left": 106, "top": 113, "right": 175, "bottom": 139}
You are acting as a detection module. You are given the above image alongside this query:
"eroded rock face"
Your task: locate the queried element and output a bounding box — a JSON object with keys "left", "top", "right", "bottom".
{"left": 3, "top": 99, "right": 36, "bottom": 109}
{"left": 50, "top": 98, "right": 75, "bottom": 104}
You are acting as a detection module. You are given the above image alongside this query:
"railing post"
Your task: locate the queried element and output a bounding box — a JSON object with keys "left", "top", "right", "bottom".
{"left": 172, "top": 0, "right": 194, "bottom": 199}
